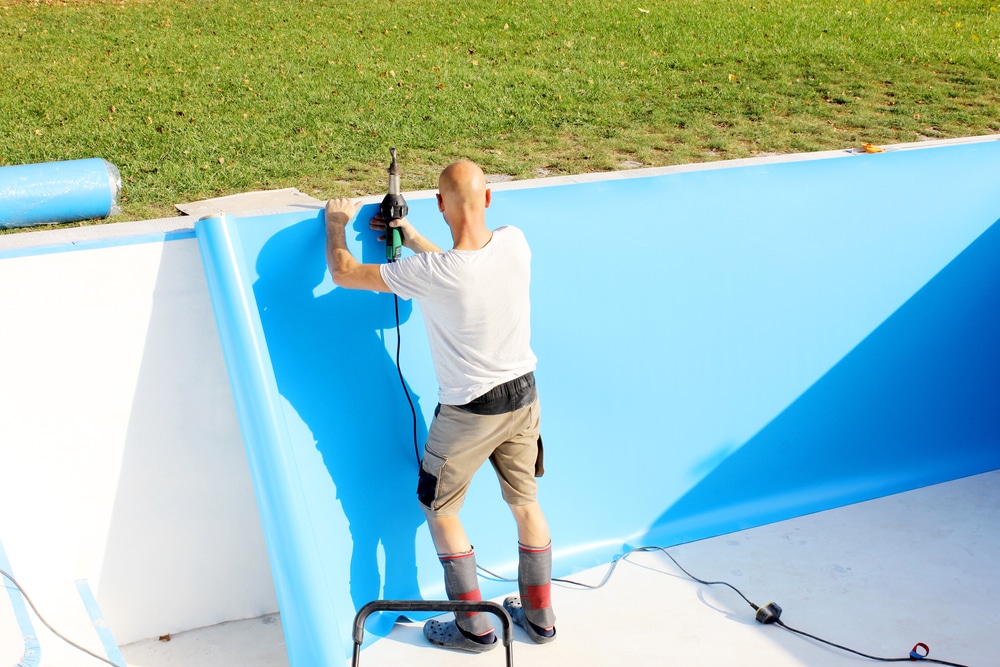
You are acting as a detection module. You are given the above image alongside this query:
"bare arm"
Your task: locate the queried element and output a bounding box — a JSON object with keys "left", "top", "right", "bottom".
{"left": 370, "top": 214, "right": 444, "bottom": 254}
{"left": 325, "top": 199, "right": 392, "bottom": 292}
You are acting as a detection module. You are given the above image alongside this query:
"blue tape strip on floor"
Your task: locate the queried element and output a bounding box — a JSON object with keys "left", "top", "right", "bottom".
{"left": 0, "top": 538, "right": 41, "bottom": 667}
{"left": 74, "top": 579, "right": 126, "bottom": 667}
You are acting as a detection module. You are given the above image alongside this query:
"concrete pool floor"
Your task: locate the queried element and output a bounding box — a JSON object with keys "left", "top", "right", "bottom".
{"left": 119, "top": 469, "right": 997, "bottom": 667}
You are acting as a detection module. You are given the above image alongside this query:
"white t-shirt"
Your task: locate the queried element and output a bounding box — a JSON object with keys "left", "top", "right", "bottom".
{"left": 380, "top": 226, "right": 537, "bottom": 405}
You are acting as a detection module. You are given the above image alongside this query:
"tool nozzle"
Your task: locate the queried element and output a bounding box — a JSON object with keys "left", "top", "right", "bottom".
{"left": 388, "top": 147, "right": 400, "bottom": 175}
{"left": 387, "top": 147, "right": 401, "bottom": 194}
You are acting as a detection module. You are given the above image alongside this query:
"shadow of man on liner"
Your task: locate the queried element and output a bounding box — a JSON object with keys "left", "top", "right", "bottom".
{"left": 253, "top": 215, "right": 427, "bottom": 611}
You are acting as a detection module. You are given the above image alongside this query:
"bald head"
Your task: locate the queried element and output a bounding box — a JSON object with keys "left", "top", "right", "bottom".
{"left": 436, "top": 160, "right": 493, "bottom": 249}
{"left": 438, "top": 160, "right": 488, "bottom": 209}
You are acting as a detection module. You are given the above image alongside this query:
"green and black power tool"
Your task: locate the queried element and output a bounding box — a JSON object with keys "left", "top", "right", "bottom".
{"left": 380, "top": 147, "right": 408, "bottom": 262}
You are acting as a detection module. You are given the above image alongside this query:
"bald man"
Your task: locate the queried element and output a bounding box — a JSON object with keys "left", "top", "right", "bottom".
{"left": 325, "top": 161, "right": 557, "bottom": 652}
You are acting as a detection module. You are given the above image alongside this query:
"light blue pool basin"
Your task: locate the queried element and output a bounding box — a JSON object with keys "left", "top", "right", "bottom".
{"left": 195, "top": 139, "right": 1000, "bottom": 665}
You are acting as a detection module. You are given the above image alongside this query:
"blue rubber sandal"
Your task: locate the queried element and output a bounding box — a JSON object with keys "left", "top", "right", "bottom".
{"left": 423, "top": 618, "right": 497, "bottom": 653}
{"left": 503, "top": 596, "right": 557, "bottom": 644}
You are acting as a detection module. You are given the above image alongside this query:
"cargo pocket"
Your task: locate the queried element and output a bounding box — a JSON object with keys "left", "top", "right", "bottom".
{"left": 416, "top": 467, "right": 439, "bottom": 508}
{"left": 534, "top": 434, "right": 545, "bottom": 478}
{"left": 416, "top": 447, "right": 446, "bottom": 510}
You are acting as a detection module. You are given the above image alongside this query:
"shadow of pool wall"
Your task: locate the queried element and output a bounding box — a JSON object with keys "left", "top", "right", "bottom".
{"left": 196, "top": 139, "right": 1000, "bottom": 665}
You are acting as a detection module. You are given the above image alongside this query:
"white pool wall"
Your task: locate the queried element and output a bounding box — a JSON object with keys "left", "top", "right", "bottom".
{"left": 0, "top": 230, "right": 277, "bottom": 646}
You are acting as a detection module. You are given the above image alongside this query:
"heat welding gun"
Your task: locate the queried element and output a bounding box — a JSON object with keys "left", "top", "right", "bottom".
{"left": 380, "top": 147, "right": 408, "bottom": 262}
{"left": 378, "top": 147, "right": 421, "bottom": 466}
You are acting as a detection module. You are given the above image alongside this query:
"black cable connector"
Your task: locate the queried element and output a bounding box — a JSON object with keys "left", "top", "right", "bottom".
{"left": 754, "top": 601, "right": 782, "bottom": 624}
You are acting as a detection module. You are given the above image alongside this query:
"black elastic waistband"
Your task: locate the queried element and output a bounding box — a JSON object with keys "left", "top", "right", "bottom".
{"left": 455, "top": 372, "right": 536, "bottom": 416}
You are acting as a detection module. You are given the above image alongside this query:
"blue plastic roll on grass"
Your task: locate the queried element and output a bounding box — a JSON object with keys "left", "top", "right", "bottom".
{"left": 0, "top": 158, "right": 121, "bottom": 228}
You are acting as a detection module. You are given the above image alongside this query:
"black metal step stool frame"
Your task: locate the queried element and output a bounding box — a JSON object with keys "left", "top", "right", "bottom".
{"left": 351, "top": 599, "right": 515, "bottom": 667}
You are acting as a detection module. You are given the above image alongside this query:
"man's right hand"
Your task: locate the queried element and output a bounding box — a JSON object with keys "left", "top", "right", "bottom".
{"left": 370, "top": 213, "right": 442, "bottom": 254}
{"left": 369, "top": 212, "right": 413, "bottom": 242}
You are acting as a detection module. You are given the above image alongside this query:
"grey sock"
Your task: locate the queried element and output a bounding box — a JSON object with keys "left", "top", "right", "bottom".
{"left": 518, "top": 542, "right": 556, "bottom": 630}
{"left": 439, "top": 549, "right": 494, "bottom": 638}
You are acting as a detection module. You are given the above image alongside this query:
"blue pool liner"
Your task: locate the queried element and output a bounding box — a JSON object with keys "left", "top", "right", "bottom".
{"left": 195, "top": 139, "right": 1000, "bottom": 665}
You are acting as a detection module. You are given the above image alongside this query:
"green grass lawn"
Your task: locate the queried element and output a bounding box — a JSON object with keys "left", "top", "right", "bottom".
{"left": 1, "top": 0, "right": 998, "bottom": 224}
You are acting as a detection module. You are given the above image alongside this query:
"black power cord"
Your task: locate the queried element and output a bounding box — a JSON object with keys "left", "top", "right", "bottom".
{"left": 391, "top": 293, "right": 420, "bottom": 466}
{"left": 478, "top": 546, "right": 970, "bottom": 667}
{"left": 0, "top": 567, "right": 122, "bottom": 667}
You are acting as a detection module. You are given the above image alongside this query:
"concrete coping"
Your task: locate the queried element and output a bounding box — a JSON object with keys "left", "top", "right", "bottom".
{"left": 2, "top": 133, "right": 997, "bottom": 255}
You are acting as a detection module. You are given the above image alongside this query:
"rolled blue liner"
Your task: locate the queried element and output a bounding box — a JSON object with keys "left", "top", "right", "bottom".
{"left": 197, "top": 207, "right": 431, "bottom": 664}
{"left": 0, "top": 158, "right": 121, "bottom": 228}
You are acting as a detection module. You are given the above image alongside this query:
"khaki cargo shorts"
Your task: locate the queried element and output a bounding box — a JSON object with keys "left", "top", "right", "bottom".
{"left": 417, "top": 399, "right": 542, "bottom": 517}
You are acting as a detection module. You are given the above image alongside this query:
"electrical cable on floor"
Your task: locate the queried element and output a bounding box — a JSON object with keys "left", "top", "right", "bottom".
{"left": 392, "top": 293, "right": 420, "bottom": 466}
{"left": 0, "top": 567, "right": 121, "bottom": 667}
{"left": 478, "top": 546, "right": 969, "bottom": 667}
{"left": 479, "top": 549, "right": 628, "bottom": 592}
